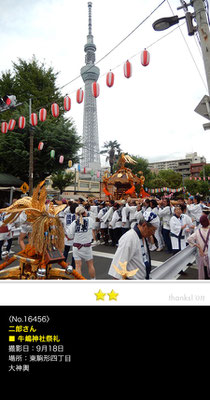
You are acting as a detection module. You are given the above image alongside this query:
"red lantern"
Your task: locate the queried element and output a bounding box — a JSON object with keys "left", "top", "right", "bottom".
{"left": 51, "top": 103, "right": 59, "bottom": 117}
{"left": 8, "top": 119, "right": 16, "bottom": 131}
{"left": 38, "top": 141, "right": 44, "bottom": 151}
{"left": 106, "top": 71, "right": 114, "bottom": 88}
{"left": 18, "top": 116, "right": 26, "bottom": 129}
{"left": 76, "top": 88, "right": 84, "bottom": 104}
{"left": 39, "top": 108, "right": 47, "bottom": 122}
{"left": 141, "top": 49, "right": 150, "bottom": 66}
{"left": 64, "top": 96, "right": 71, "bottom": 111}
{"left": 59, "top": 155, "right": 64, "bottom": 164}
{"left": 1, "top": 122, "right": 8, "bottom": 134}
{"left": 124, "top": 60, "right": 132, "bottom": 78}
{"left": 30, "top": 113, "right": 38, "bottom": 126}
{"left": 92, "top": 82, "right": 100, "bottom": 98}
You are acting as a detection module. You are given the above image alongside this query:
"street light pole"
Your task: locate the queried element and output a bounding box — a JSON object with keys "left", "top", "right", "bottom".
{"left": 29, "top": 98, "right": 34, "bottom": 196}
{"left": 192, "top": 0, "right": 210, "bottom": 95}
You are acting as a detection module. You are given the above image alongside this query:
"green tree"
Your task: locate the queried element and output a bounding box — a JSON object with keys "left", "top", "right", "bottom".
{"left": 51, "top": 170, "right": 75, "bottom": 195}
{"left": 0, "top": 56, "right": 81, "bottom": 185}
{"left": 100, "top": 140, "right": 121, "bottom": 174}
{"left": 200, "top": 164, "right": 210, "bottom": 179}
{"left": 184, "top": 178, "right": 200, "bottom": 195}
{"left": 158, "top": 169, "right": 182, "bottom": 188}
{"left": 197, "top": 180, "right": 210, "bottom": 197}
{"left": 149, "top": 177, "right": 168, "bottom": 188}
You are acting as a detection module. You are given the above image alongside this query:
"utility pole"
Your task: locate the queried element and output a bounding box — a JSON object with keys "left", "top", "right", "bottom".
{"left": 29, "top": 98, "right": 34, "bottom": 196}
{"left": 192, "top": 0, "right": 210, "bottom": 95}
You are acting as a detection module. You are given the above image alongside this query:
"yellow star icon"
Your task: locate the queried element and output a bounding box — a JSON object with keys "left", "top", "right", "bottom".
{"left": 107, "top": 289, "right": 119, "bottom": 301}
{"left": 95, "top": 289, "right": 106, "bottom": 301}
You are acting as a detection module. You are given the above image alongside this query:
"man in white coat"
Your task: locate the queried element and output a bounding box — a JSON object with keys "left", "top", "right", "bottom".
{"left": 108, "top": 211, "right": 157, "bottom": 280}
{"left": 169, "top": 206, "right": 187, "bottom": 254}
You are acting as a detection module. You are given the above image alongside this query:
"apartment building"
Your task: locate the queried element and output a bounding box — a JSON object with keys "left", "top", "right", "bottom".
{"left": 148, "top": 152, "right": 206, "bottom": 177}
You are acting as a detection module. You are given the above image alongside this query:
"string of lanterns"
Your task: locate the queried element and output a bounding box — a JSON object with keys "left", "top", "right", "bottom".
{"left": 0, "top": 48, "right": 150, "bottom": 134}
{"left": 0, "top": 49, "right": 150, "bottom": 173}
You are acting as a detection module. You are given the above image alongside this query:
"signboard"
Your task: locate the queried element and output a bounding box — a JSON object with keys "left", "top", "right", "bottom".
{"left": 20, "top": 182, "right": 29, "bottom": 194}
{"left": 194, "top": 95, "right": 210, "bottom": 120}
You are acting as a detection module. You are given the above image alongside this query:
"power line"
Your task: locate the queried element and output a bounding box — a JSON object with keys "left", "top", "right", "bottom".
{"left": 59, "top": 0, "right": 167, "bottom": 91}
{"left": 166, "top": 0, "right": 208, "bottom": 91}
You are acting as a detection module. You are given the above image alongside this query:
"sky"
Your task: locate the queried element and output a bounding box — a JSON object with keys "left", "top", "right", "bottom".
{"left": 0, "top": 0, "right": 210, "bottom": 166}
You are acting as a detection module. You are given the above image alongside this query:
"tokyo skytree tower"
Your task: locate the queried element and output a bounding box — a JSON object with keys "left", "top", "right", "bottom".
{"left": 80, "top": 2, "right": 101, "bottom": 170}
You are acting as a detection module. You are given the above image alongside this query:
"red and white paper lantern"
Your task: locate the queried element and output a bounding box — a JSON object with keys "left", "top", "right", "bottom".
{"left": 59, "top": 155, "right": 64, "bottom": 164}
{"left": 141, "top": 49, "right": 150, "bottom": 66}
{"left": 39, "top": 108, "right": 47, "bottom": 122}
{"left": 64, "top": 96, "right": 71, "bottom": 111}
{"left": 106, "top": 71, "right": 114, "bottom": 87}
{"left": 51, "top": 103, "right": 59, "bottom": 117}
{"left": 1, "top": 122, "right": 8, "bottom": 134}
{"left": 38, "top": 141, "right": 44, "bottom": 151}
{"left": 30, "top": 113, "right": 38, "bottom": 126}
{"left": 18, "top": 116, "right": 26, "bottom": 129}
{"left": 76, "top": 88, "right": 84, "bottom": 104}
{"left": 124, "top": 60, "right": 132, "bottom": 78}
{"left": 8, "top": 119, "right": 16, "bottom": 131}
{"left": 92, "top": 82, "right": 100, "bottom": 98}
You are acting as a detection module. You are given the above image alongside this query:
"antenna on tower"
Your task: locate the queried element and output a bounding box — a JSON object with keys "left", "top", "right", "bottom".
{"left": 88, "top": 2, "right": 92, "bottom": 35}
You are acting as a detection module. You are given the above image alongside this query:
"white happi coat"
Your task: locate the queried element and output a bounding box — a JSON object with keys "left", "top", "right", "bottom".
{"left": 169, "top": 215, "right": 186, "bottom": 251}
{"left": 187, "top": 203, "right": 202, "bottom": 224}
{"left": 98, "top": 207, "right": 109, "bottom": 229}
{"left": 108, "top": 228, "right": 149, "bottom": 280}
{"left": 66, "top": 216, "right": 93, "bottom": 245}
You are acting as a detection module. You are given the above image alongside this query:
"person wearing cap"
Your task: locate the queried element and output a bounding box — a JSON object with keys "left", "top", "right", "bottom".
{"left": 187, "top": 214, "right": 209, "bottom": 279}
{"left": 66, "top": 205, "right": 96, "bottom": 279}
{"left": 108, "top": 212, "right": 157, "bottom": 280}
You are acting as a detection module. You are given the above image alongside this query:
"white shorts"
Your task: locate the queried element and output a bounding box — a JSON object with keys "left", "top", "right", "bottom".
{"left": 73, "top": 245, "right": 93, "bottom": 261}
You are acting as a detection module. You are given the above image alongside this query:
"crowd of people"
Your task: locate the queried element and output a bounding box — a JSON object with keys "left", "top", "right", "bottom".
{"left": 0, "top": 194, "right": 209, "bottom": 280}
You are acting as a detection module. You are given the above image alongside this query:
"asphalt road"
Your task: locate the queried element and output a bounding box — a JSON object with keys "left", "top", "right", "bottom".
{"left": 1, "top": 237, "right": 198, "bottom": 280}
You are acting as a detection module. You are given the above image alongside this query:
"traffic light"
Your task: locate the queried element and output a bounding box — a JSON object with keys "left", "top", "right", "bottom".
{"left": 0, "top": 95, "right": 17, "bottom": 108}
